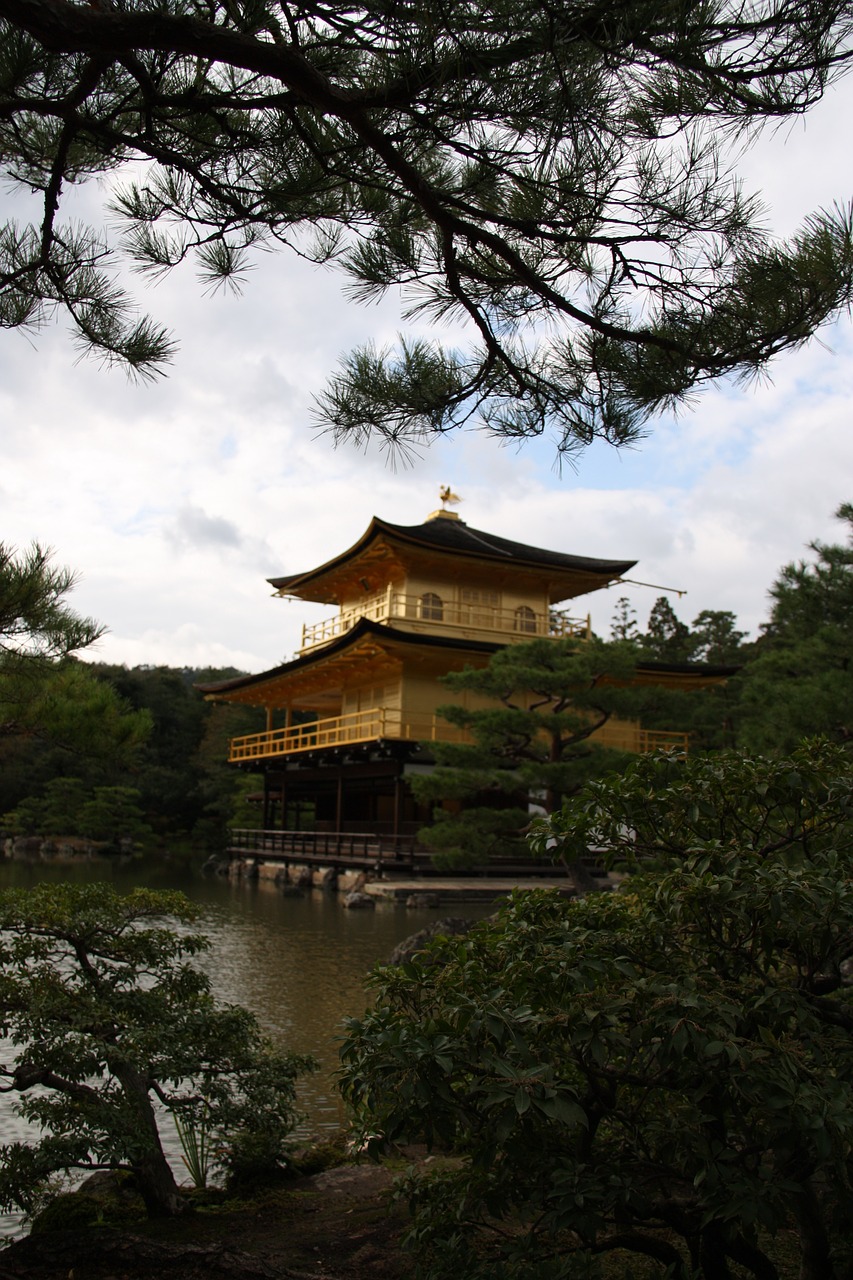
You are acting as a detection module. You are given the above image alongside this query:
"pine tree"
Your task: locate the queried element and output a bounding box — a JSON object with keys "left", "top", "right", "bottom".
{"left": 609, "top": 597, "right": 639, "bottom": 643}
{"left": 632, "top": 599, "right": 748, "bottom": 751}
{"left": 689, "top": 610, "right": 749, "bottom": 665}
{"left": 0, "top": 544, "right": 102, "bottom": 673}
{"left": 641, "top": 597, "right": 693, "bottom": 662}
{"left": 3, "top": 0, "right": 853, "bottom": 456}
{"left": 0, "top": 884, "right": 312, "bottom": 1219}
{"left": 739, "top": 504, "right": 853, "bottom": 749}
{"left": 411, "top": 637, "right": 641, "bottom": 881}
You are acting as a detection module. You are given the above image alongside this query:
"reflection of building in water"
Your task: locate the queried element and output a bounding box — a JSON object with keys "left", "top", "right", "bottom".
{"left": 198, "top": 505, "right": 734, "bottom": 840}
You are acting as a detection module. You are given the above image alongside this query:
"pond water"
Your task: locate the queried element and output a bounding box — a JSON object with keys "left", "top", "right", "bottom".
{"left": 0, "top": 855, "right": 497, "bottom": 1235}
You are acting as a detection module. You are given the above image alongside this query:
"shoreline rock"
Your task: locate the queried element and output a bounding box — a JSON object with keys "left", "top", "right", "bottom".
{"left": 2, "top": 835, "right": 123, "bottom": 863}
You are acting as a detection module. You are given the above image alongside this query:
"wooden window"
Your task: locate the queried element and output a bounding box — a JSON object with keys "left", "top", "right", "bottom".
{"left": 420, "top": 592, "right": 444, "bottom": 621}
{"left": 460, "top": 587, "right": 500, "bottom": 627}
{"left": 461, "top": 588, "right": 499, "bottom": 607}
{"left": 514, "top": 605, "right": 538, "bottom": 634}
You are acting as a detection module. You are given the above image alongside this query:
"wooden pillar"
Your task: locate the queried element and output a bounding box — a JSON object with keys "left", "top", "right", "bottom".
{"left": 335, "top": 770, "right": 344, "bottom": 833}
{"left": 262, "top": 774, "right": 272, "bottom": 829}
{"left": 392, "top": 771, "right": 403, "bottom": 838}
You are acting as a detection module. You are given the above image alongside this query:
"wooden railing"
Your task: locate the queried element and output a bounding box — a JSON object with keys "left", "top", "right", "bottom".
{"left": 228, "top": 708, "right": 472, "bottom": 761}
{"left": 225, "top": 829, "right": 607, "bottom": 884}
{"left": 594, "top": 725, "right": 690, "bottom": 754}
{"left": 227, "top": 827, "right": 424, "bottom": 871}
{"left": 228, "top": 708, "right": 689, "bottom": 762}
{"left": 299, "top": 590, "right": 591, "bottom": 652}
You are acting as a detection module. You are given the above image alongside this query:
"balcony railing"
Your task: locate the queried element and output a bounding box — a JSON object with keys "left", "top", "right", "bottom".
{"left": 594, "top": 726, "right": 690, "bottom": 754}
{"left": 228, "top": 707, "right": 689, "bottom": 762}
{"left": 299, "top": 588, "right": 590, "bottom": 652}
{"left": 228, "top": 707, "right": 472, "bottom": 762}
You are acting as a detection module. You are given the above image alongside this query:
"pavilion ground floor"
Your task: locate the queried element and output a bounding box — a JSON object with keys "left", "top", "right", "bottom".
{"left": 228, "top": 739, "right": 554, "bottom": 877}
{"left": 254, "top": 743, "right": 437, "bottom": 838}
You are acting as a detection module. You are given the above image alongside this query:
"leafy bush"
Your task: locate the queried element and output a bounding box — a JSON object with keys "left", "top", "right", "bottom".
{"left": 341, "top": 741, "right": 853, "bottom": 1280}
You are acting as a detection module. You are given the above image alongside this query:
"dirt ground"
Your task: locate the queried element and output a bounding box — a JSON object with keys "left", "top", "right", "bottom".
{"left": 0, "top": 1161, "right": 418, "bottom": 1280}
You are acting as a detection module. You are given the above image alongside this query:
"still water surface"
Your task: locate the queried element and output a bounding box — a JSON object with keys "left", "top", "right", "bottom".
{"left": 0, "top": 858, "right": 498, "bottom": 1234}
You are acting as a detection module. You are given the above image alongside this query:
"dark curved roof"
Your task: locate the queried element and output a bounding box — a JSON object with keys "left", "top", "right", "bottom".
{"left": 636, "top": 659, "right": 740, "bottom": 679}
{"left": 268, "top": 515, "right": 636, "bottom": 594}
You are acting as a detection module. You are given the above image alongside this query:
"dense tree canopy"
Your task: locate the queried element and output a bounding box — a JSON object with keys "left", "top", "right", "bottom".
{"left": 341, "top": 742, "right": 853, "bottom": 1280}
{"left": 1, "top": 662, "right": 265, "bottom": 845}
{"left": 2, "top": 0, "right": 853, "bottom": 456}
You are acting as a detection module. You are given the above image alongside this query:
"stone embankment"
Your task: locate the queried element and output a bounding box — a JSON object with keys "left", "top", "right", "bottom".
{"left": 215, "top": 853, "right": 579, "bottom": 906}
{"left": 1, "top": 835, "right": 131, "bottom": 862}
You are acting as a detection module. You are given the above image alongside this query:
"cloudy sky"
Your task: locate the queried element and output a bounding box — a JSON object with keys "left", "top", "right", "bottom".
{"left": 2, "top": 77, "right": 853, "bottom": 674}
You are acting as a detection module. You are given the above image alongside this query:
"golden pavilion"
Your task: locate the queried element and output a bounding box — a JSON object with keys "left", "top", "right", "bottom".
{"left": 198, "top": 504, "right": 731, "bottom": 844}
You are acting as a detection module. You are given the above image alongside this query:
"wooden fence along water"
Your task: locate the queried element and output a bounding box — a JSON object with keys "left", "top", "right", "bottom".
{"left": 224, "top": 828, "right": 596, "bottom": 882}
{"left": 226, "top": 827, "right": 426, "bottom": 873}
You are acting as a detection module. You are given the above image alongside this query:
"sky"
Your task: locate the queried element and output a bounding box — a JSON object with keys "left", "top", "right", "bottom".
{"left": 2, "top": 75, "right": 853, "bottom": 674}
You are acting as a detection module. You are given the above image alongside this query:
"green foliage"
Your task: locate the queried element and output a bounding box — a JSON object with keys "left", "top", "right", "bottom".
{"left": 3, "top": 776, "right": 86, "bottom": 835}
{"left": 3, "top": 2, "right": 853, "bottom": 455}
{"left": 0, "top": 547, "right": 153, "bottom": 826}
{"left": 738, "top": 503, "right": 853, "bottom": 750}
{"left": 638, "top": 598, "right": 748, "bottom": 667}
{"left": 689, "top": 610, "right": 749, "bottom": 665}
{"left": 14, "top": 661, "right": 153, "bottom": 763}
{"left": 90, "top": 666, "right": 210, "bottom": 838}
{"left": 609, "top": 598, "right": 639, "bottom": 644}
{"left": 216, "top": 1126, "right": 298, "bottom": 1194}
{"left": 0, "top": 546, "right": 147, "bottom": 758}
{"left": 0, "top": 554, "right": 258, "bottom": 848}
{"left": 0, "top": 664, "right": 266, "bottom": 845}
{"left": 0, "top": 883, "right": 314, "bottom": 1220}
{"left": 341, "top": 742, "right": 853, "bottom": 1280}
{"left": 640, "top": 596, "right": 693, "bottom": 662}
{"left": 76, "top": 786, "right": 153, "bottom": 844}
{"left": 416, "top": 806, "right": 531, "bottom": 871}
{"left": 629, "top": 599, "right": 749, "bottom": 751}
{"left": 3, "top": 777, "right": 153, "bottom": 845}
{"left": 191, "top": 702, "right": 268, "bottom": 844}
{"left": 413, "top": 638, "right": 638, "bottom": 871}
{"left": 173, "top": 1110, "right": 214, "bottom": 1190}
{"left": 0, "top": 544, "right": 102, "bottom": 671}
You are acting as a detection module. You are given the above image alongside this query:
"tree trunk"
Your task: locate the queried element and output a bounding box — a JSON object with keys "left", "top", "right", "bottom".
{"left": 698, "top": 1221, "right": 734, "bottom": 1280}
{"left": 546, "top": 731, "right": 601, "bottom": 897}
{"left": 133, "top": 1144, "right": 187, "bottom": 1219}
{"left": 565, "top": 857, "right": 600, "bottom": 896}
{"left": 789, "top": 1176, "right": 837, "bottom": 1280}
{"left": 725, "top": 1233, "right": 780, "bottom": 1280}
{"left": 113, "top": 1063, "right": 185, "bottom": 1217}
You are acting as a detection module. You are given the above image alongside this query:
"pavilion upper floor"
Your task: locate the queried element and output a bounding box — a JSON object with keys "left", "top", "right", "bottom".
{"left": 270, "top": 511, "right": 636, "bottom": 657}
{"left": 297, "top": 584, "right": 591, "bottom": 654}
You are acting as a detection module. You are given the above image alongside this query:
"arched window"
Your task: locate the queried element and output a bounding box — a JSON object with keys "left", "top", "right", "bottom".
{"left": 420, "top": 592, "right": 444, "bottom": 621}
{"left": 514, "top": 605, "right": 537, "bottom": 634}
